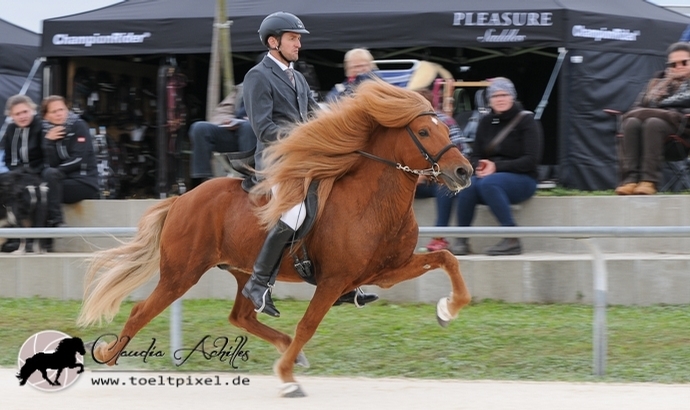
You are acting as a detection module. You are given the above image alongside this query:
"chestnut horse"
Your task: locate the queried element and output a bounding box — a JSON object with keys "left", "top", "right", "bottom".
{"left": 78, "top": 80, "right": 473, "bottom": 397}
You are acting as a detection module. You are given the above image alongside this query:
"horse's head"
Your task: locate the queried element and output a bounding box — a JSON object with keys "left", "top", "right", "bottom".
{"left": 56, "top": 337, "right": 86, "bottom": 356}
{"left": 394, "top": 112, "right": 473, "bottom": 192}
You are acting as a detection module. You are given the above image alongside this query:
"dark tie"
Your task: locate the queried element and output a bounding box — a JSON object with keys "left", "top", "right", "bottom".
{"left": 286, "top": 68, "right": 295, "bottom": 87}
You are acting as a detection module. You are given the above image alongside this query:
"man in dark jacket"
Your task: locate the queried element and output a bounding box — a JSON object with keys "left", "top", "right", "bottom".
{"left": 241, "top": 12, "right": 377, "bottom": 317}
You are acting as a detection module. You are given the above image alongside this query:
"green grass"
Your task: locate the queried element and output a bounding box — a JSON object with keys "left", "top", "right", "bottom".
{"left": 2, "top": 298, "right": 689, "bottom": 383}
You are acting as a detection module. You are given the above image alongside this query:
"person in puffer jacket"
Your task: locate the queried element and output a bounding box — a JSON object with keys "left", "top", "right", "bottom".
{"left": 40, "top": 95, "right": 98, "bottom": 227}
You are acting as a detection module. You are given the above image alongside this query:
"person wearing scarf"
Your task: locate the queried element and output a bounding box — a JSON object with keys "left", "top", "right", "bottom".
{"left": 3, "top": 95, "right": 43, "bottom": 173}
{"left": 40, "top": 95, "right": 98, "bottom": 228}
{"left": 617, "top": 42, "right": 690, "bottom": 195}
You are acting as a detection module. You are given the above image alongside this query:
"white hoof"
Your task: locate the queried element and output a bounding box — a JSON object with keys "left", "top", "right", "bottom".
{"left": 280, "top": 382, "right": 306, "bottom": 398}
{"left": 436, "top": 297, "right": 455, "bottom": 328}
{"left": 295, "top": 350, "right": 310, "bottom": 368}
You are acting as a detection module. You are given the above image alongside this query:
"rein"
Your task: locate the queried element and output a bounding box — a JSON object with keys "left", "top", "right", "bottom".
{"left": 356, "top": 112, "right": 458, "bottom": 180}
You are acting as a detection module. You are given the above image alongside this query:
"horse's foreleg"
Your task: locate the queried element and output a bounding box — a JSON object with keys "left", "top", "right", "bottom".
{"left": 273, "top": 285, "right": 343, "bottom": 397}
{"left": 373, "top": 250, "right": 471, "bottom": 326}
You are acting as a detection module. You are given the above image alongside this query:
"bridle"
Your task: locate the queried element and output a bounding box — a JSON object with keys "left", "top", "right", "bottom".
{"left": 356, "top": 112, "right": 459, "bottom": 180}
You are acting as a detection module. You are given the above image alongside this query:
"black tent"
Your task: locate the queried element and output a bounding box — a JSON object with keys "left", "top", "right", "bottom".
{"left": 0, "top": 19, "right": 41, "bottom": 117}
{"left": 41, "top": 0, "right": 690, "bottom": 190}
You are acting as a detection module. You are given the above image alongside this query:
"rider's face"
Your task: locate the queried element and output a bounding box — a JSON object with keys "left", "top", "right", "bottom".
{"left": 271, "top": 32, "right": 301, "bottom": 63}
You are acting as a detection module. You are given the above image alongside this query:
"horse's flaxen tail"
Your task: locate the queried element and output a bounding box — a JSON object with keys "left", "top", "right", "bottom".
{"left": 17, "top": 357, "right": 36, "bottom": 385}
{"left": 78, "top": 197, "right": 178, "bottom": 327}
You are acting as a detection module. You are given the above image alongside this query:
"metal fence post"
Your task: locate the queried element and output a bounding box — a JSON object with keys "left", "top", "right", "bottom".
{"left": 583, "top": 238, "right": 607, "bottom": 376}
{"left": 170, "top": 298, "right": 182, "bottom": 366}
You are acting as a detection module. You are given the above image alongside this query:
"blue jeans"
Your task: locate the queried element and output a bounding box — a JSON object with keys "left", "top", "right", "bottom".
{"left": 452, "top": 173, "right": 537, "bottom": 227}
{"left": 189, "top": 121, "right": 256, "bottom": 178}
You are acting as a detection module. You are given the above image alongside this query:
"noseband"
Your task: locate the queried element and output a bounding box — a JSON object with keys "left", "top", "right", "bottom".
{"left": 356, "top": 112, "right": 459, "bottom": 180}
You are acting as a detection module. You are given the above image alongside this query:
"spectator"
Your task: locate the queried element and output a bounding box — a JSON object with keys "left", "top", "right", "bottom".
{"left": 325, "top": 48, "right": 378, "bottom": 103}
{"left": 189, "top": 84, "right": 257, "bottom": 189}
{"left": 1, "top": 95, "right": 45, "bottom": 252}
{"left": 615, "top": 42, "right": 690, "bottom": 195}
{"left": 41, "top": 95, "right": 98, "bottom": 228}
{"left": 241, "top": 12, "right": 377, "bottom": 317}
{"left": 453, "top": 77, "right": 542, "bottom": 256}
{"left": 3, "top": 95, "right": 43, "bottom": 173}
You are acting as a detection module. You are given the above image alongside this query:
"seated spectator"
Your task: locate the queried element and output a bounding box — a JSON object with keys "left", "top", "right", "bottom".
{"left": 615, "top": 42, "right": 690, "bottom": 195}
{"left": 1, "top": 95, "right": 45, "bottom": 252}
{"left": 41, "top": 95, "right": 98, "bottom": 228}
{"left": 3, "top": 95, "right": 44, "bottom": 173}
{"left": 325, "top": 48, "right": 378, "bottom": 103}
{"left": 189, "top": 84, "right": 257, "bottom": 188}
{"left": 453, "top": 77, "right": 542, "bottom": 256}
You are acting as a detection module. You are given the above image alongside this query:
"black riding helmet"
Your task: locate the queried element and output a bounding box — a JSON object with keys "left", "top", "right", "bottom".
{"left": 258, "top": 12, "right": 309, "bottom": 47}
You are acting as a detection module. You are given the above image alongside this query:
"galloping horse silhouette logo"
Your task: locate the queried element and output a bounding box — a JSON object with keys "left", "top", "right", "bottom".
{"left": 17, "top": 330, "right": 86, "bottom": 391}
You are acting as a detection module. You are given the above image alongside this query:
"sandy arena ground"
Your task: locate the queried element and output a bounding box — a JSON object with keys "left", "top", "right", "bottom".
{"left": 2, "top": 368, "right": 689, "bottom": 410}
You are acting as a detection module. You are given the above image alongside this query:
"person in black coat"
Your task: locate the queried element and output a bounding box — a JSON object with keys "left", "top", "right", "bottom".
{"left": 453, "top": 77, "right": 543, "bottom": 256}
{"left": 3, "top": 95, "right": 44, "bottom": 173}
{"left": 40, "top": 95, "right": 98, "bottom": 227}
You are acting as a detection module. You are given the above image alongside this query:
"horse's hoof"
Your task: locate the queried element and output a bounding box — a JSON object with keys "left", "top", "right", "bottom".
{"left": 295, "top": 351, "right": 310, "bottom": 368}
{"left": 436, "top": 315, "right": 450, "bottom": 328}
{"left": 280, "top": 382, "right": 306, "bottom": 398}
{"left": 436, "top": 297, "right": 454, "bottom": 328}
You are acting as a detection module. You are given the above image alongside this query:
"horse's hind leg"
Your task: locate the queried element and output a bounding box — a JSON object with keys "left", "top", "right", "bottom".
{"left": 273, "top": 285, "right": 343, "bottom": 397}
{"left": 39, "top": 369, "right": 56, "bottom": 386}
{"left": 228, "top": 271, "right": 308, "bottom": 367}
{"left": 93, "top": 264, "right": 204, "bottom": 366}
{"left": 52, "top": 368, "right": 63, "bottom": 385}
{"left": 374, "top": 250, "right": 471, "bottom": 327}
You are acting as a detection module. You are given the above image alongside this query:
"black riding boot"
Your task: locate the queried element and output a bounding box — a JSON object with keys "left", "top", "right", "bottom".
{"left": 334, "top": 288, "right": 379, "bottom": 307}
{"left": 242, "top": 220, "right": 295, "bottom": 317}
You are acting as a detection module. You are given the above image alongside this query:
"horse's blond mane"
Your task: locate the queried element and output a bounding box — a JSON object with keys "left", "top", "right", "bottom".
{"left": 252, "top": 79, "right": 432, "bottom": 229}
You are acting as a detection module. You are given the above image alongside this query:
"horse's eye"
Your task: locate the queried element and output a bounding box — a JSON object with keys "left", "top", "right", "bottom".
{"left": 418, "top": 129, "right": 429, "bottom": 137}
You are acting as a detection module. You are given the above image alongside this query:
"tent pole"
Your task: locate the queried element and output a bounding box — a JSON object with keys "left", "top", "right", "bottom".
{"left": 206, "top": 7, "right": 221, "bottom": 121}
{"left": 217, "top": 0, "right": 235, "bottom": 97}
{"left": 535, "top": 47, "right": 568, "bottom": 121}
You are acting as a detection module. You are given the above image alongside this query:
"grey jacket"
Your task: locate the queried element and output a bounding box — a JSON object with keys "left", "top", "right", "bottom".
{"left": 243, "top": 56, "right": 318, "bottom": 171}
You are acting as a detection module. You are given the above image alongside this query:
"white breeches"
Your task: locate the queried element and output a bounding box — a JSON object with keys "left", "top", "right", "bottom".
{"left": 273, "top": 185, "right": 306, "bottom": 231}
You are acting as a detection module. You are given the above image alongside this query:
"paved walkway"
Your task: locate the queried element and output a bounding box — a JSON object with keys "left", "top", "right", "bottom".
{"left": 2, "top": 368, "right": 688, "bottom": 410}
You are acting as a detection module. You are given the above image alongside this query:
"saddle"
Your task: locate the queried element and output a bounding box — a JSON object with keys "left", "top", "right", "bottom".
{"left": 226, "top": 148, "right": 319, "bottom": 284}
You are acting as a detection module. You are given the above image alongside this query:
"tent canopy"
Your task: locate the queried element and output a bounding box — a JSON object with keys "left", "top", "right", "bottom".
{"left": 40, "top": 1, "right": 690, "bottom": 190}
{"left": 0, "top": 19, "right": 41, "bottom": 115}
{"left": 42, "top": 0, "right": 690, "bottom": 57}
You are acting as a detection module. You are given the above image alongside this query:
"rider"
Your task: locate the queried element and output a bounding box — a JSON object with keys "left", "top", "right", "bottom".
{"left": 241, "top": 12, "right": 378, "bottom": 317}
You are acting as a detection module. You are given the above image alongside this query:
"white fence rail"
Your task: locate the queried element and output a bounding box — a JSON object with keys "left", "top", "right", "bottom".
{"left": 4, "top": 225, "right": 690, "bottom": 376}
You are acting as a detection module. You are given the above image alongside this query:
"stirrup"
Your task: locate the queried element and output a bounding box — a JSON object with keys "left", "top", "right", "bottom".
{"left": 353, "top": 287, "right": 365, "bottom": 308}
{"left": 253, "top": 284, "right": 275, "bottom": 314}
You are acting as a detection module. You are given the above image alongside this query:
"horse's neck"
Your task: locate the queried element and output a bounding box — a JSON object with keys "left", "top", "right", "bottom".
{"left": 350, "top": 155, "right": 418, "bottom": 221}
